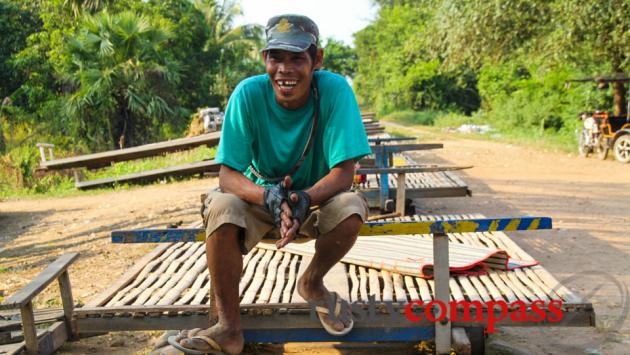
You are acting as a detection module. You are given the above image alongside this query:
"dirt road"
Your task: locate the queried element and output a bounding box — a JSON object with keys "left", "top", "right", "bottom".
{"left": 1, "top": 123, "right": 628, "bottom": 354}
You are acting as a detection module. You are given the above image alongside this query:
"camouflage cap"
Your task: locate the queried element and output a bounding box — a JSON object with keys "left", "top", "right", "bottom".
{"left": 263, "top": 14, "right": 319, "bottom": 52}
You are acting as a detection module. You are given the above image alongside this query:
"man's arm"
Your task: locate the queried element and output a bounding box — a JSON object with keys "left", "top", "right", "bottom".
{"left": 219, "top": 164, "right": 265, "bottom": 206}
{"left": 275, "top": 159, "right": 356, "bottom": 249}
{"left": 304, "top": 159, "right": 355, "bottom": 205}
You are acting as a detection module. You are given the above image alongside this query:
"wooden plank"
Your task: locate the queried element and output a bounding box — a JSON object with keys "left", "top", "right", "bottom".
{"left": 291, "top": 255, "right": 311, "bottom": 303}
{"left": 457, "top": 277, "right": 482, "bottom": 302}
{"left": 41, "top": 132, "right": 221, "bottom": 170}
{"left": 0, "top": 309, "right": 64, "bottom": 332}
{"left": 501, "top": 272, "right": 535, "bottom": 302}
{"left": 392, "top": 273, "right": 407, "bottom": 302}
{"left": 1, "top": 254, "right": 79, "bottom": 310}
{"left": 396, "top": 173, "right": 406, "bottom": 215}
{"left": 112, "top": 244, "right": 189, "bottom": 306}
{"left": 282, "top": 255, "right": 300, "bottom": 303}
{"left": 358, "top": 267, "right": 368, "bottom": 301}
{"left": 381, "top": 270, "right": 393, "bottom": 302}
{"left": 348, "top": 265, "right": 359, "bottom": 303}
{"left": 356, "top": 165, "right": 472, "bottom": 174}
{"left": 146, "top": 244, "right": 203, "bottom": 304}
{"left": 138, "top": 244, "right": 200, "bottom": 305}
{"left": 58, "top": 271, "right": 74, "bottom": 338}
{"left": 242, "top": 249, "right": 274, "bottom": 304}
{"left": 404, "top": 276, "right": 420, "bottom": 301}
{"left": 269, "top": 252, "right": 291, "bottom": 304}
{"left": 530, "top": 266, "right": 583, "bottom": 303}
{"left": 158, "top": 256, "right": 207, "bottom": 305}
{"left": 449, "top": 279, "right": 465, "bottom": 302}
{"left": 90, "top": 245, "right": 166, "bottom": 306}
{"left": 514, "top": 269, "right": 550, "bottom": 302}
{"left": 368, "top": 269, "right": 381, "bottom": 302}
{"left": 175, "top": 269, "right": 208, "bottom": 305}
{"left": 20, "top": 302, "right": 38, "bottom": 355}
{"left": 106, "top": 244, "right": 186, "bottom": 306}
{"left": 488, "top": 272, "right": 518, "bottom": 303}
{"left": 468, "top": 276, "right": 492, "bottom": 303}
{"left": 76, "top": 160, "right": 220, "bottom": 189}
{"left": 323, "top": 263, "right": 350, "bottom": 302}
{"left": 478, "top": 274, "right": 504, "bottom": 301}
{"left": 416, "top": 278, "right": 433, "bottom": 302}
{"left": 239, "top": 249, "right": 265, "bottom": 297}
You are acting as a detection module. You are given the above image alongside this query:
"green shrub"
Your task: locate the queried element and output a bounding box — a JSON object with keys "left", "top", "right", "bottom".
{"left": 381, "top": 110, "right": 447, "bottom": 126}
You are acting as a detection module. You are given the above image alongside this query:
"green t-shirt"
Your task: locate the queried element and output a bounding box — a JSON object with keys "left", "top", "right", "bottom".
{"left": 216, "top": 70, "right": 371, "bottom": 190}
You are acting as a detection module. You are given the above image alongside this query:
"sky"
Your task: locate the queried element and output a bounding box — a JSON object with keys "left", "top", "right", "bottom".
{"left": 235, "top": 0, "right": 378, "bottom": 46}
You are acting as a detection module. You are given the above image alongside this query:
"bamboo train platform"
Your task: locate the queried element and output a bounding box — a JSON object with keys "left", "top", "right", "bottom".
{"left": 38, "top": 132, "right": 222, "bottom": 171}
{"left": 359, "top": 152, "right": 471, "bottom": 210}
{"left": 75, "top": 159, "right": 220, "bottom": 190}
{"left": 74, "top": 215, "right": 593, "bottom": 344}
{"left": 0, "top": 214, "right": 595, "bottom": 354}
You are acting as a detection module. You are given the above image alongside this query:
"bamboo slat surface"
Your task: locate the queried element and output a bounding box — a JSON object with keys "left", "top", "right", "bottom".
{"left": 87, "top": 212, "right": 582, "bottom": 312}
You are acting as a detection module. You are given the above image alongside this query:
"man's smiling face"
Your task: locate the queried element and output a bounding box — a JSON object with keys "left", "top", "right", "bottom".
{"left": 264, "top": 49, "right": 322, "bottom": 110}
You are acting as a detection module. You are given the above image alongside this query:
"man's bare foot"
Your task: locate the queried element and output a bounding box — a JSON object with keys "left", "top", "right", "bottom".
{"left": 176, "top": 323, "right": 244, "bottom": 354}
{"left": 297, "top": 273, "right": 353, "bottom": 333}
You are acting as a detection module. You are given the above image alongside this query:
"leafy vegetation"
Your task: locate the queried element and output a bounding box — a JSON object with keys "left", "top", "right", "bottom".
{"left": 355, "top": 0, "right": 629, "bottom": 149}
{"left": 1, "top": 0, "right": 628, "bottom": 196}
{"left": 1, "top": 0, "right": 260, "bottom": 196}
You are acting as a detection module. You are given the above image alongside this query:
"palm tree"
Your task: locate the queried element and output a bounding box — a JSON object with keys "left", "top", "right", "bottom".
{"left": 64, "top": 11, "right": 182, "bottom": 149}
{"left": 63, "top": 0, "right": 109, "bottom": 17}
{"left": 193, "top": 0, "right": 263, "bottom": 105}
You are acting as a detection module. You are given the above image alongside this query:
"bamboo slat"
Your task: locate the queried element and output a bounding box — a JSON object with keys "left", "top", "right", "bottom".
{"left": 242, "top": 249, "right": 274, "bottom": 304}
{"left": 358, "top": 267, "right": 368, "bottom": 301}
{"left": 404, "top": 276, "right": 420, "bottom": 301}
{"left": 381, "top": 270, "right": 393, "bottom": 302}
{"left": 256, "top": 250, "right": 283, "bottom": 304}
{"left": 239, "top": 249, "right": 265, "bottom": 297}
{"left": 269, "top": 252, "right": 292, "bottom": 303}
{"left": 282, "top": 255, "right": 300, "bottom": 303}
{"left": 349, "top": 264, "right": 359, "bottom": 303}
{"left": 392, "top": 273, "right": 408, "bottom": 302}
{"left": 368, "top": 269, "right": 381, "bottom": 301}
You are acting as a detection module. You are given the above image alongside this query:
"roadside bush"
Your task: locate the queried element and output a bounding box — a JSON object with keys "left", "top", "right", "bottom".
{"left": 381, "top": 110, "right": 444, "bottom": 126}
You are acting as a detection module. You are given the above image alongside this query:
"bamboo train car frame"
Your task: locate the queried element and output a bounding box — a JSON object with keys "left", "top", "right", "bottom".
{"left": 360, "top": 140, "right": 471, "bottom": 211}
{"left": 1, "top": 215, "right": 595, "bottom": 355}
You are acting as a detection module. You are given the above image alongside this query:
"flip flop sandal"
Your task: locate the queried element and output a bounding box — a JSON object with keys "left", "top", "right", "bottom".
{"left": 167, "top": 334, "right": 225, "bottom": 355}
{"left": 314, "top": 291, "right": 354, "bottom": 336}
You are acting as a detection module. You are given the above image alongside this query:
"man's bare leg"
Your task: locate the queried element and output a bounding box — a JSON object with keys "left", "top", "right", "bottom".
{"left": 297, "top": 214, "right": 362, "bottom": 331}
{"left": 178, "top": 223, "right": 244, "bottom": 354}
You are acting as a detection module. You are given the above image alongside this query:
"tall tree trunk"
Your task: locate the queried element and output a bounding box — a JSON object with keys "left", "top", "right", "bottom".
{"left": 612, "top": 57, "right": 627, "bottom": 116}
{"left": 613, "top": 79, "right": 627, "bottom": 116}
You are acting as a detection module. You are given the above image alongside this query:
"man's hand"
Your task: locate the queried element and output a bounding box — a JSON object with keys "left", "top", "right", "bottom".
{"left": 288, "top": 190, "right": 311, "bottom": 225}
{"left": 263, "top": 179, "right": 288, "bottom": 226}
{"left": 276, "top": 176, "right": 300, "bottom": 249}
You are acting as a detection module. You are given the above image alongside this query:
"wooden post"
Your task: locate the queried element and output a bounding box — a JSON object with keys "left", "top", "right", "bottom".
{"left": 20, "top": 301, "right": 38, "bottom": 355}
{"left": 396, "top": 172, "right": 406, "bottom": 215}
{"left": 433, "top": 232, "right": 451, "bottom": 354}
{"left": 58, "top": 270, "right": 75, "bottom": 339}
{"left": 38, "top": 146, "right": 47, "bottom": 163}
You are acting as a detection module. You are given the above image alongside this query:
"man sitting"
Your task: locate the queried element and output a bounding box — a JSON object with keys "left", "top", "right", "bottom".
{"left": 170, "top": 14, "right": 371, "bottom": 354}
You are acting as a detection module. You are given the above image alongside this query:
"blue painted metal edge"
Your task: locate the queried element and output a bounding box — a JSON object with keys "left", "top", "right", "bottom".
{"left": 243, "top": 326, "right": 435, "bottom": 343}
{"left": 111, "top": 216, "right": 552, "bottom": 243}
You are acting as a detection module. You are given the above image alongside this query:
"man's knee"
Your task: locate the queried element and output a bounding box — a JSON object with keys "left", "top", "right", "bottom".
{"left": 340, "top": 214, "right": 363, "bottom": 236}
{"left": 204, "top": 192, "right": 248, "bottom": 215}
{"left": 207, "top": 223, "right": 241, "bottom": 245}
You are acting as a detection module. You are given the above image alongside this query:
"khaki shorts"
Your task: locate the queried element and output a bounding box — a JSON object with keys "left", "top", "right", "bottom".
{"left": 200, "top": 189, "right": 368, "bottom": 254}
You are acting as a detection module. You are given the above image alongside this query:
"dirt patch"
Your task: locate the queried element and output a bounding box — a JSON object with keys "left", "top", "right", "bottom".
{"left": 1, "top": 124, "right": 629, "bottom": 354}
